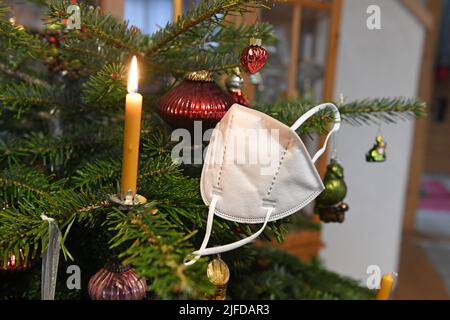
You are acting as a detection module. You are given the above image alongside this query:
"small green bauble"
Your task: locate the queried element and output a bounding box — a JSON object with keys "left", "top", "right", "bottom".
{"left": 366, "top": 135, "right": 387, "bottom": 162}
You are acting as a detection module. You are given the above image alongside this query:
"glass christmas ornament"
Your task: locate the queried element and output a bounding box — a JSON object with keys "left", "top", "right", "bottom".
{"left": 316, "top": 158, "right": 349, "bottom": 223}
{"left": 366, "top": 135, "right": 387, "bottom": 162}
{"left": 88, "top": 265, "right": 147, "bottom": 300}
{"left": 240, "top": 38, "right": 268, "bottom": 74}
{"left": 159, "top": 71, "right": 235, "bottom": 132}
{"left": 206, "top": 258, "right": 230, "bottom": 300}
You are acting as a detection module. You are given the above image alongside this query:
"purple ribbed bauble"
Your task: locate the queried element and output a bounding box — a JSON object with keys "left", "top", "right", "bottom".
{"left": 88, "top": 265, "right": 147, "bottom": 300}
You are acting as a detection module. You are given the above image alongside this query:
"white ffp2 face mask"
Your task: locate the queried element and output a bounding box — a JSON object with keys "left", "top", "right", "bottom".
{"left": 184, "top": 103, "right": 341, "bottom": 265}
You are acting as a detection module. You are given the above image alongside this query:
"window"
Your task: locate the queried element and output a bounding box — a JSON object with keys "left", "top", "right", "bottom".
{"left": 124, "top": 0, "right": 173, "bottom": 34}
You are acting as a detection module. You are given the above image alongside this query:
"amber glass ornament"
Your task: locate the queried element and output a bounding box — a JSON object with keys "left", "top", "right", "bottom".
{"left": 206, "top": 258, "right": 230, "bottom": 300}
{"left": 159, "top": 71, "right": 235, "bottom": 131}
{"left": 88, "top": 265, "right": 147, "bottom": 300}
{"left": 240, "top": 38, "right": 268, "bottom": 74}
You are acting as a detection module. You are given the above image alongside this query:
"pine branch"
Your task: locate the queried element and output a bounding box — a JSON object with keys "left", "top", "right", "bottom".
{"left": 0, "top": 62, "right": 50, "bottom": 88}
{"left": 0, "top": 15, "right": 42, "bottom": 57}
{"left": 339, "top": 97, "right": 426, "bottom": 125}
{"left": 146, "top": 0, "right": 270, "bottom": 56}
{"left": 46, "top": 1, "right": 149, "bottom": 57}
{"left": 0, "top": 83, "right": 58, "bottom": 117}
{"left": 0, "top": 185, "right": 110, "bottom": 257}
{"left": 0, "top": 133, "right": 74, "bottom": 170}
{"left": 257, "top": 98, "right": 426, "bottom": 134}
{"left": 72, "top": 158, "right": 120, "bottom": 192}
{"left": 0, "top": 165, "right": 53, "bottom": 207}
{"left": 82, "top": 63, "right": 126, "bottom": 109}
{"left": 0, "top": 204, "right": 46, "bottom": 262}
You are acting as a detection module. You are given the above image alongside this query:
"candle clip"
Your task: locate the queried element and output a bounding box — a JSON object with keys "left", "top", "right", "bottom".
{"left": 110, "top": 189, "right": 147, "bottom": 210}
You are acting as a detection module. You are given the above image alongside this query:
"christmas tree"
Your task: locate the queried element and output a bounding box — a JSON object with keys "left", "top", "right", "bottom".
{"left": 0, "top": 0, "right": 424, "bottom": 300}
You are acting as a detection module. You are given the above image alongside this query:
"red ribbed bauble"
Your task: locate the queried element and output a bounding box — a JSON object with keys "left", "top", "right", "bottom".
{"left": 159, "top": 71, "right": 235, "bottom": 131}
{"left": 0, "top": 249, "right": 32, "bottom": 272}
{"left": 88, "top": 265, "right": 147, "bottom": 300}
{"left": 240, "top": 38, "right": 268, "bottom": 74}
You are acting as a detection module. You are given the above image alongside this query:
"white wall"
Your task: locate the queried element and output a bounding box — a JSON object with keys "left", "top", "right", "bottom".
{"left": 320, "top": 0, "right": 425, "bottom": 284}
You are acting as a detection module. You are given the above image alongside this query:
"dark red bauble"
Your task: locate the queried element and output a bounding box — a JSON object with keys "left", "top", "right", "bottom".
{"left": 159, "top": 71, "right": 235, "bottom": 131}
{"left": 240, "top": 38, "right": 268, "bottom": 74}
{"left": 0, "top": 250, "right": 32, "bottom": 272}
{"left": 88, "top": 265, "right": 147, "bottom": 300}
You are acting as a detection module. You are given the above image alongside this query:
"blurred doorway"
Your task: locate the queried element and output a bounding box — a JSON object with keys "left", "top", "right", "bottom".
{"left": 397, "top": 0, "right": 450, "bottom": 300}
{"left": 415, "top": 0, "right": 450, "bottom": 296}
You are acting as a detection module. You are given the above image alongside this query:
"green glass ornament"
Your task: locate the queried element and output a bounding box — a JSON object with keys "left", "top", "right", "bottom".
{"left": 316, "top": 158, "right": 349, "bottom": 223}
{"left": 317, "top": 158, "right": 347, "bottom": 205}
{"left": 366, "top": 135, "right": 387, "bottom": 162}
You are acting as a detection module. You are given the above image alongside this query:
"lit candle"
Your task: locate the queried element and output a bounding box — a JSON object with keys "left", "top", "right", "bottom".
{"left": 120, "top": 56, "right": 143, "bottom": 199}
{"left": 376, "top": 273, "right": 396, "bottom": 300}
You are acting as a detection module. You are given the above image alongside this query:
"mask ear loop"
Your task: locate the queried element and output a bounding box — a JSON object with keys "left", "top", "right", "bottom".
{"left": 290, "top": 102, "right": 341, "bottom": 164}
{"left": 184, "top": 201, "right": 274, "bottom": 265}
{"left": 331, "top": 95, "right": 344, "bottom": 160}
{"left": 184, "top": 195, "right": 219, "bottom": 266}
{"left": 331, "top": 131, "right": 338, "bottom": 160}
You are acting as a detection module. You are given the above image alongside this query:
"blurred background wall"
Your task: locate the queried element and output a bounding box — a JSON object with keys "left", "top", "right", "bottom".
{"left": 320, "top": 0, "right": 425, "bottom": 283}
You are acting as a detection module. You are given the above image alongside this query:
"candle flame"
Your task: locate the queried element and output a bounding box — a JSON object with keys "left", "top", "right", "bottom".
{"left": 127, "top": 56, "right": 139, "bottom": 93}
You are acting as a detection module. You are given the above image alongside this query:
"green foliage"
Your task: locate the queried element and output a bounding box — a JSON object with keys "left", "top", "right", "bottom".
{"left": 82, "top": 63, "right": 126, "bottom": 110}
{"left": 229, "top": 248, "right": 374, "bottom": 300}
{"left": 0, "top": 132, "right": 74, "bottom": 169}
{"left": 0, "top": 83, "right": 56, "bottom": 117}
{"left": 0, "top": 0, "right": 423, "bottom": 300}
{"left": 106, "top": 205, "right": 211, "bottom": 299}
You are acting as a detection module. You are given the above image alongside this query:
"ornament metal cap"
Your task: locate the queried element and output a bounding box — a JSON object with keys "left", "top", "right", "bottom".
{"left": 226, "top": 73, "right": 244, "bottom": 92}
{"left": 249, "top": 37, "right": 262, "bottom": 46}
{"left": 185, "top": 70, "right": 213, "bottom": 82}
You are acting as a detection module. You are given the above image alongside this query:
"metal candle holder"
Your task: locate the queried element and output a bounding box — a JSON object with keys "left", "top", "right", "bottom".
{"left": 110, "top": 189, "right": 147, "bottom": 210}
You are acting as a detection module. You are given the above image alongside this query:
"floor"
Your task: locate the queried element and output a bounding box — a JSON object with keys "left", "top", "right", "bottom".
{"left": 395, "top": 174, "right": 450, "bottom": 300}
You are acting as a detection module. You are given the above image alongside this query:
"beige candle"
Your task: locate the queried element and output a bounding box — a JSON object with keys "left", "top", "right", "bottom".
{"left": 120, "top": 56, "right": 143, "bottom": 198}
